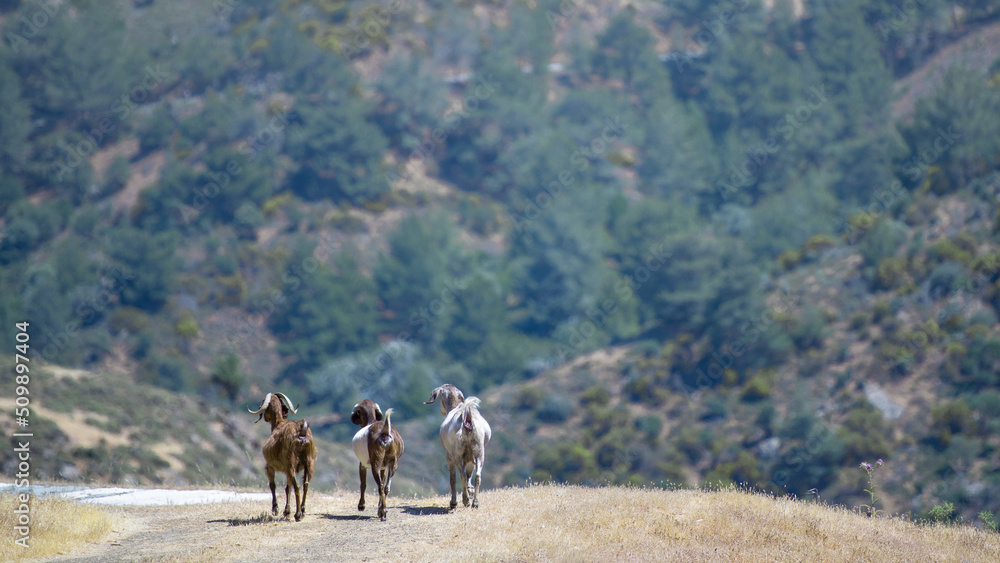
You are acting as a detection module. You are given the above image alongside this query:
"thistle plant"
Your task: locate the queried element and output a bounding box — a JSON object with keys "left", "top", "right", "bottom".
{"left": 858, "top": 459, "right": 884, "bottom": 518}
{"left": 979, "top": 510, "right": 998, "bottom": 533}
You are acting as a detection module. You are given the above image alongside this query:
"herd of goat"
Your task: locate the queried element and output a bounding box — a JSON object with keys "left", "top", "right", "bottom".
{"left": 246, "top": 384, "right": 490, "bottom": 521}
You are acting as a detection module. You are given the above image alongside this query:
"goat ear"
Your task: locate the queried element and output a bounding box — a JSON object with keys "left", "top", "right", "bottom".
{"left": 374, "top": 404, "right": 384, "bottom": 421}
{"left": 350, "top": 405, "right": 365, "bottom": 427}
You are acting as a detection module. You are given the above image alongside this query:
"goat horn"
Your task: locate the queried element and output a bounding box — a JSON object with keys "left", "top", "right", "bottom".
{"left": 423, "top": 387, "right": 440, "bottom": 404}
{"left": 247, "top": 393, "right": 272, "bottom": 415}
{"left": 275, "top": 392, "right": 298, "bottom": 414}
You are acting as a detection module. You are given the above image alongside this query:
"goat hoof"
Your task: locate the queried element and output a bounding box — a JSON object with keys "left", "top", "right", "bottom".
{"left": 295, "top": 512, "right": 303, "bottom": 522}
{"left": 472, "top": 501, "right": 479, "bottom": 509}
{"left": 358, "top": 502, "right": 365, "bottom": 512}
{"left": 449, "top": 501, "right": 457, "bottom": 510}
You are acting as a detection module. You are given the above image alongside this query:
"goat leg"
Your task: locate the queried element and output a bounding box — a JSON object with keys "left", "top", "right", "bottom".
{"left": 266, "top": 466, "right": 278, "bottom": 516}
{"left": 461, "top": 463, "right": 470, "bottom": 507}
{"left": 301, "top": 461, "right": 313, "bottom": 515}
{"left": 448, "top": 461, "right": 458, "bottom": 510}
{"left": 472, "top": 458, "right": 482, "bottom": 509}
{"left": 283, "top": 476, "right": 292, "bottom": 518}
{"left": 291, "top": 473, "right": 303, "bottom": 522}
{"left": 358, "top": 463, "right": 367, "bottom": 512}
{"left": 373, "top": 466, "right": 387, "bottom": 520}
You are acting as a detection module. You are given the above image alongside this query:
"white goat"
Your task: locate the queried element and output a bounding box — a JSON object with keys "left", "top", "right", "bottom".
{"left": 439, "top": 396, "right": 491, "bottom": 509}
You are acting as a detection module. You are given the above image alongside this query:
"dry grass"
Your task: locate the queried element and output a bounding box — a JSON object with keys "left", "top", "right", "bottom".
{"left": 21, "top": 485, "right": 1000, "bottom": 562}
{"left": 434, "top": 485, "right": 1000, "bottom": 562}
{"left": 0, "top": 493, "right": 124, "bottom": 562}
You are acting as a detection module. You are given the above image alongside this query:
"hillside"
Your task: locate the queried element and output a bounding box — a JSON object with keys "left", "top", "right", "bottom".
{"left": 8, "top": 485, "right": 1000, "bottom": 562}
{"left": 0, "top": 359, "right": 427, "bottom": 496}
{"left": 2, "top": 0, "right": 1000, "bottom": 532}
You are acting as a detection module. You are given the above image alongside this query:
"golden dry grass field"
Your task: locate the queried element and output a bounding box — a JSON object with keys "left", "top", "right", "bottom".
{"left": 6, "top": 485, "right": 999, "bottom": 562}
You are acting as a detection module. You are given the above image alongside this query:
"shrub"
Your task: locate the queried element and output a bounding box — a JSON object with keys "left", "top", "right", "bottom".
{"left": 980, "top": 510, "right": 998, "bottom": 533}
{"left": 930, "top": 239, "right": 974, "bottom": 268}
{"left": 927, "top": 501, "right": 955, "bottom": 524}
{"left": 635, "top": 415, "right": 663, "bottom": 440}
{"left": 104, "top": 155, "right": 131, "bottom": 195}
{"left": 777, "top": 249, "right": 802, "bottom": 270}
{"left": 107, "top": 307, "right": 150, "bottom": 334}
{"left": 580, "top": 385, "right": 612, "bottom": 407}
{"left": 849, "top": 311, "right": 870, "bottom": 330}
{"left": 175, "top": 312, "right": 199, "bottom": 339}
{"left": 789, "top": 306, "right": 826, "bottom": 350}
{"left": 877, "top": 256, "right": 908, "bottom": 289}
{"left": 872, "top": 300, "right": 892, "bottom": 324}
{"left": 928, "top": 261, "right": 971, "bottom": 299}
{"left": 930, "top": 399, "right": 976, "bottom": 447}
{"left": 536, "top": 395, "right": 574, "bottom": 423}
{"left": 211, "top": 353, "right": 245, "bottom": 401}
{"left": 803, "top": 233, "right": 837, "bottom": 253}
{"left": 741, "top": 370, "right": 774, "bottom": 401}
{"left": 514, "top": 386, "right": 545, "bottom": 411}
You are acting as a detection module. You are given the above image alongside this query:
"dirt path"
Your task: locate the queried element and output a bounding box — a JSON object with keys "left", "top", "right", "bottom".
{"left": 42, "top": 491, "right": 463, "bottom": 562}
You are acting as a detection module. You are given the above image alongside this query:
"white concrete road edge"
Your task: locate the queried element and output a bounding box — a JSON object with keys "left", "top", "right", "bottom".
{"left": 0, "top": 483, "right": 270, "bottom": 506}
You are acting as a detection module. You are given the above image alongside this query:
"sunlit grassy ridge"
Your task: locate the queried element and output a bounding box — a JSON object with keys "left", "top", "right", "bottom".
{"left": 440, "top": 485, "right": 1000, "bottom": 562}
{"left": 0, "top": 493, "right": 123, "bottom": 562}
{"left": 20, "top": 485, "right": 1000, "bottom": 562}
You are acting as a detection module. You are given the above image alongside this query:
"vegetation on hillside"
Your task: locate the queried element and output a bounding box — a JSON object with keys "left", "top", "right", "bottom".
{"left": 1, "top": 0, "right": 999, "bottom": 523}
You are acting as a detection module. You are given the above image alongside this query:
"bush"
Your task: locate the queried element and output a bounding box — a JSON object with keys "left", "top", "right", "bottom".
{"left": 927, "top": 501, "right": 955, "bottom": 524}
{"left": 211, "top": 353, "right": 245, "bottom": 401}
{"left": 742, "top": 370, "right": 774, "bottom": 401}
{"left": 580, "top": 385, "right": 611, "bottom": 407}
{"left": 104, "top": 155, "right": 131, "bottom": 195}
{"left": 635, "top": 415, "right": 663, "bottom": 440}
{"left": 514, "top": 387, "right": 545, "bottom": 411}
{"left": 928, "top": 261, "right": 970, "bottom": 300}
{"left": 777, "top": 249, "right": 802, "bottom": 270}
{"left": 803, "top": 233, "right": 837, "bottom": 253}
{"left": 536, "top": 395, "right": 574, "bottom": 423}
{"left": 930, "top": 399, "right": 976, "bottom": 447}
{"left": 877, "top": 256, "right": 908, "bottom": 289}
{"left": 789, "top": 306, "right": 826, "bottom": 350}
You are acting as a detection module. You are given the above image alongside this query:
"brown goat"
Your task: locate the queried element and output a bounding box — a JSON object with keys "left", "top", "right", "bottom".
{"left": 351, "top": 401, "right": 403, "bottom": 520}
{"left": 248, "top": 392, "right": 317, "bottom": 521}
{"left": 423, "top": 384, "right": 465, "bottom": 416}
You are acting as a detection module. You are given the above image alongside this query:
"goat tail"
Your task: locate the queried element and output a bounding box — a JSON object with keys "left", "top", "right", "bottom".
{"left": 378, "top": 408, "right": 395, "bottom": 446}
{"left": 462, "top": 397, "right": 481, "bottom": 431}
